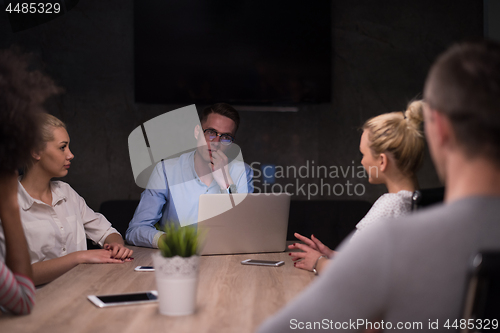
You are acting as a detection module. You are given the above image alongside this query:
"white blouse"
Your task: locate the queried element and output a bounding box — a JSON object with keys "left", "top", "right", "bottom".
{"left": 0, "top": 181, "right": 119, "bottom": 264}
{"left": 355, "top": 190, "right": 413, "bottom": 233}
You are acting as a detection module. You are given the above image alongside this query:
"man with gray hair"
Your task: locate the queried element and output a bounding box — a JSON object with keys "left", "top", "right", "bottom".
{"left": 258, "top": 40, "right": 500, "bottom": 332}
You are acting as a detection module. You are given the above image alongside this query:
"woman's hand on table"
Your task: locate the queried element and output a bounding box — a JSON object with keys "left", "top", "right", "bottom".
{"left": 76, "top": 249, "right": 133, "bottom": 264}
{"left": 104, "top": 243, "right": 134, "bottom": 260}
{"left": 288, "top": 233, "right": 335, "bottom": 258}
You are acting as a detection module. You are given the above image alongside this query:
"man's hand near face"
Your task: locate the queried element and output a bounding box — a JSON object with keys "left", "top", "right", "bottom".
{"left": 208, "top": 143, "right": 234, "bottom": 190}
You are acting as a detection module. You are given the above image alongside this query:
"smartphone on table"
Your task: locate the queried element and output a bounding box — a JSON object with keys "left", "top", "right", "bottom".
{"left": 87, "top": 291, "right": 158, "bottom": 308}
{"left": 134, "top": 266, "right": 154, "bottom": 272}
{"left": 241, "top": 259, "right": 285, "bottom": 267}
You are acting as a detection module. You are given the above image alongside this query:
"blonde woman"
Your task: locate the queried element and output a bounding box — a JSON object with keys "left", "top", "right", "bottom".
{"left": 289, "top": 101, "right": 425, "bottom": 274}
{"left": 12, "top": 114, "right": 133, "bottom": 286}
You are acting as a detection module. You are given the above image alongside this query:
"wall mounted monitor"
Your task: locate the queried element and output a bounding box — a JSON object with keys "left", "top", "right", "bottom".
{"left": 134, "top": 0, "right": 332, "bottom": 106}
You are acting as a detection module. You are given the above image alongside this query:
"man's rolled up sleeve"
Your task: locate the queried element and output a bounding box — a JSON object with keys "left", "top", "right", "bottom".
{"left": 126, "top": 162, "right": 169, "bottom": 247}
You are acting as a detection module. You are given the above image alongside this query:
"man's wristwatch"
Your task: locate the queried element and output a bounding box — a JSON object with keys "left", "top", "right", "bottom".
{"left": 220, "top": 184, "right": 237, "bottom": 194}
{"left": 312, "top": 255, "right": 327, "bottom": 275}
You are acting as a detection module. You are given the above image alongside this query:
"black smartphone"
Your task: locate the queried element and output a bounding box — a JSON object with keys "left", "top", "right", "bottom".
{"left": 134, "top": 265, "right": 154, "bottom": 272}
{"left": 87, "top": 291, "right": 158, "bottom": 308}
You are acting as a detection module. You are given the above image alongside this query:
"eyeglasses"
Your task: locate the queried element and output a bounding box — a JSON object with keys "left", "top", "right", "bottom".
{"left": 203, "top": 128, "right": 234, "bottom": 146}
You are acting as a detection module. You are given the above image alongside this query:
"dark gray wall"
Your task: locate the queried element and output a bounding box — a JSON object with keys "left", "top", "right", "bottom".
{"left": 0, "top": 1, "right": 483, "bottom": 211}
{"left": 485, "top": 0, "right": 500, "bottom": 41}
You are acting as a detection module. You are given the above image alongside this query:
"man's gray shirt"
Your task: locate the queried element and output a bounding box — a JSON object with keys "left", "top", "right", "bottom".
{"left": 258, "top": 196, "right": 500, "bottom": 332}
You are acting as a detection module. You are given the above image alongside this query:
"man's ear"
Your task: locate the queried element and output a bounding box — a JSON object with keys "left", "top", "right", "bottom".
{"left": 379, "top": 153, "right": 388, "bottom": 172}
{"left": 433, "top": 110, "right": 453, "bottom": 148}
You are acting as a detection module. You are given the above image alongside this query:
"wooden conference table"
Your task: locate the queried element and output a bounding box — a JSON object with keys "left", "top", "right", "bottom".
{"left": 0, "top": 245, "right": 314, "bottom": 333}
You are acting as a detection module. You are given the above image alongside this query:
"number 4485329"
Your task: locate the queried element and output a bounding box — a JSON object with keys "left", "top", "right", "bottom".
{"left": 5, "top": 2, "right": 61, "bottom": 14}
{"left": 444, "top": 319, "right": 499, "bottom": 330}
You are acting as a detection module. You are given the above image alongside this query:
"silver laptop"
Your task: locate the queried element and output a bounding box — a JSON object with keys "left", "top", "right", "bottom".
{"left": 197, "top": 193, "right": 291, "bottom": 255}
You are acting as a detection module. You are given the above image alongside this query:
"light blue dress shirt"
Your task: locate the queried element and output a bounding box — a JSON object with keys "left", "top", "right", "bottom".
{"left": 125, "top": 150, "right": 253, "bottom": 247}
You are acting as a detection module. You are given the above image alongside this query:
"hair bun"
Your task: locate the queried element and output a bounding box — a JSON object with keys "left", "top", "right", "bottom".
{"left": 404, "top": 100, "right": 424, "bottom": 128}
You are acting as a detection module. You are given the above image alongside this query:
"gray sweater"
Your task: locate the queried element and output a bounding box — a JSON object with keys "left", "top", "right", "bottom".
{"left": 257, "top": 196, "right": 500, "bottom": 332}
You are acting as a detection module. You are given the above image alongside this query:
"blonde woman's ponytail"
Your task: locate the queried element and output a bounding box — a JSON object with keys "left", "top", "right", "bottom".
{"left": 405, "top": 100, "right": 424, "bottom": 129}
{"left": 363, "top": 100, "right": 425, "bottom": 176}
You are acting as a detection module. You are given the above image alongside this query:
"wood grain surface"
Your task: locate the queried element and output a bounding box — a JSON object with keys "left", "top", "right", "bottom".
{"left": 0, "top": 246, "right": 313, "bottom": 333}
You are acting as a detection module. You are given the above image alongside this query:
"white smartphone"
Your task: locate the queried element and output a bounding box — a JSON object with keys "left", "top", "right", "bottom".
{"left": 87, "top": 291, "right": 158, "bottom": 308}
{"left": 134, "top": 265, "right": 155, "bottom": 272}
{"left": 241, "top": 259, "right": 285, "bottom": 267}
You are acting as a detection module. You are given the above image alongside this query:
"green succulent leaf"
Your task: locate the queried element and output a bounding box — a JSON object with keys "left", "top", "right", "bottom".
{"left": 157, "top": 222, "right": 200, "bottom": 258}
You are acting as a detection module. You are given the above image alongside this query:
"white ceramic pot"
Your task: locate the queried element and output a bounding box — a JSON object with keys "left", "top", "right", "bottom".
{"left": 152, "top": 252, "right": 200, "bottom": 316}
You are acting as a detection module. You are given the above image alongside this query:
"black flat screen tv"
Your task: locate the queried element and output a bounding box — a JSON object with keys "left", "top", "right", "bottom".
{"left": 134, "top": 0, "right": 332, "bottom": 106}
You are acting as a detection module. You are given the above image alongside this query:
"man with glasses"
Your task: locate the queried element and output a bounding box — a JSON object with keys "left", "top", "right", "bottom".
{"left": 126, "top": 103, "right": 253, "bottom": 248}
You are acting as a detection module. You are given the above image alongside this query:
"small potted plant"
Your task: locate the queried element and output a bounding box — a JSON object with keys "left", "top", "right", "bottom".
{"left": 152, "top": 223, "right": 201, "bottom": 316}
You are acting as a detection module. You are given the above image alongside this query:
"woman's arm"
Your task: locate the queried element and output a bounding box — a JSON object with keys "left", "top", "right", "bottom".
{"left": 103, "top": 233, "right": 134, "bottom": 260}
{"left": 0, "top": 172, "right": 35, "bottom": 314}
{"left": 32, "top": 249, "right": 126, "bottom": 286}
{"left": 0, "top": 261, "right": 35, "bottom": 315}
{"left": 289, "top": 233, "right": 335, "bottom": 258}
{"left": 0, "top": 173, "right": 33, "bottom": 281}
{"left": 289, "top": 242, "right": 332, "bottom": 273}
{"left": 288, "top": 233, "right": 335, "bottom": 273}
{"left": 65, "top": 182, "right": 133, "bottom": 258}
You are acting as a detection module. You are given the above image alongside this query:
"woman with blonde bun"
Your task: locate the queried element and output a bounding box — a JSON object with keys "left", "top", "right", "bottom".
{"left": 289, "top": 101, "right": 425, "bottom": 274}
{"left": 7, "top": 113, "right": 134, "bottom": 286}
